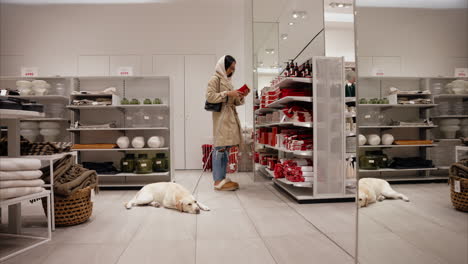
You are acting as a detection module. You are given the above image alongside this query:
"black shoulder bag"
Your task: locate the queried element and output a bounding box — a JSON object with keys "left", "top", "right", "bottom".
{"left": 205, "top": 76, "right": 227, "bottom": 112}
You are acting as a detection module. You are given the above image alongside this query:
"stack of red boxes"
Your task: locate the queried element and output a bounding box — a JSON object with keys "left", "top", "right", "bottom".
{"left": 282, "top": 105, "right": 313, "bottom": 123}
{"left": 273, "top": 158, "right": 313, "bottom": 182}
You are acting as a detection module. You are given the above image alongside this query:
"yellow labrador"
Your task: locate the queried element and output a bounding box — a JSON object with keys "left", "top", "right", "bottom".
{"left": 358, "top": 178, "right": 409, "bottom": 208}
{"left": 125, "top": 182, "right": 210, "bottom": 214}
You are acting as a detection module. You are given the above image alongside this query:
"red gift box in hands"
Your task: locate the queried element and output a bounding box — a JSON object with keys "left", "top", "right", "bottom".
{"left": 237, "top": 84, "right": 250, "bottom": 95}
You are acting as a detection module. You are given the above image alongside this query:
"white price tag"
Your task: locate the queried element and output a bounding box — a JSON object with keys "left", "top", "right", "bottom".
{"left": 454, "top": 180, "right": 461, "bottom": 193}
{"left": 156, "top": 161, "right": 162, "bottom": 164}
{"left": 369, "top": 160, "right": 375, "bottom": 164}
{"left": 123, "top": 162, "right": 128, "bottom": 165}
{"left": 144, "top": 116, "right": 150, "bottom": 120}
{"left": 141, "top": 163, "right": 147, "bottom": 167}
{"left": 454, "top": 68, "right": 468, "bottom": 78}
{"left": 117, "top": 66, "right": 133, "bottom": 76}
{"left": 21, "top": 67, "right": 38, "bottom": 77}
{"left": 90, "top": 189, "right": 96, "bottom": 202}
{"left": 372, "top": 68, "right": 384, "bottom": 76}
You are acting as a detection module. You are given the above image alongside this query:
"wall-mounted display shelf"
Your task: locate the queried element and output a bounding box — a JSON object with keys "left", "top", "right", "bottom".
{"left": 357, "top": 75, "right": 451, "bottom": 183}
{"left": 68, "top": 76, "right": 174, "bottom": 187}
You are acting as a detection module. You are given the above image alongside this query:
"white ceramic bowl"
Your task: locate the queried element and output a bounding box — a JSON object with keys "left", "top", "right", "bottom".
{"left": 131, "top": 137, "right": 145, "bottom": 148}
{"left": 440, "top": 125, "right": 460, "bottom": 139}
{"left": 381, "top": 134, "right": 394, "bottom": 145}
{"left": 439, "top": 119, "right": 461, "bottom": 126}
{"left": 358, "top": 134, "right": 367, "bottom": 146}
{"left": 367, "top": 134, "right": 381, "bottom": 146}
{"left": 116, "top": 136, "right": 130, "bottom": 148}
{"left": 20, "top": 121, "right": 39, "bottom": 129}
{"left": 20, "top": 129, "right": 39, "bottom": 142}
{"left": 16, "top": 80, "right": 32, "bottom": 88}
{"left": 39, "top": 122, "right": 61, "bottom": 129}
{"left": 147, "top": 136, "right": 161, "bottom": 148}
{"left": 32, "top": 80, "right": 47, "bottom": 86}
{"left": 40, "top": 128, "right": 61, "bottom": 136}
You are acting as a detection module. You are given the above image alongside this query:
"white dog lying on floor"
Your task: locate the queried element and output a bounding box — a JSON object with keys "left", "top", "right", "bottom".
{"left": 125, "top": 182, "right": 210, "bottom": 214}
{"left": 358, "top": 178, "right": 409, "bottom": 207}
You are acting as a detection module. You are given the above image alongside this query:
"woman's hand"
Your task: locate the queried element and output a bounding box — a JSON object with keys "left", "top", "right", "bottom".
{"left": 227, "top": 91, "right": 243, "bottom": 98}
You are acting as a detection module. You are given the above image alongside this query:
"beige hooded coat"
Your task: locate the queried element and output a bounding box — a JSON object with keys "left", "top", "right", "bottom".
{"left": 206, "top": 56, "right": 245, "bottom": 147}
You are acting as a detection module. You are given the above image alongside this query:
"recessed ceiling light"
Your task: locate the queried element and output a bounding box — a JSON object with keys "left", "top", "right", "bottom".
{"left": 300, "top": 12, "right": 307, "bottom": 19}
{"left": 288, "top": 22, "right": 294, "bottom": 26}
{"left": 292, "top": 12, "right": 299, "bottom": 19}
{"left": 265, "top": 48, "right": 275, "bottom": 54}
{"left": 338, "top": 3, "right": 344, "bottom": 7}
{"left": 281, "top": 34, "right": 288, "bottom": 40}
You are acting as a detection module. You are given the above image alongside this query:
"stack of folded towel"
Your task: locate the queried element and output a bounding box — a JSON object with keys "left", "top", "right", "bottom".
{"left": 0, "top": 158, "right": 45, "bottom": 200}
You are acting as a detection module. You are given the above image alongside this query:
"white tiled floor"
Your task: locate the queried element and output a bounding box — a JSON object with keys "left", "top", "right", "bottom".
{"left": 1, "top": 171, "right": 466, "bottom": 264}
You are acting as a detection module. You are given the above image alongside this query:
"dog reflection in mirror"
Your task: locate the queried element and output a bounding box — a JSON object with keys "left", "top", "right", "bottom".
{"left": 125, "top": 182, "right": 210, "bottom": 214}
{"left": 358, "top": 178, "right": 409, "bottom": 208}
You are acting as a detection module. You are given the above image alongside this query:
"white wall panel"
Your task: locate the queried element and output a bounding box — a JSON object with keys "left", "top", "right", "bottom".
{"left": 357, "top": 56, "right": 372, "bottom": 76}
{"left": 153, "top": 55, "right": 186, "bottom": 170}
{"left": 356, "top": 7, "right": 468, "bottom": 77}
{"left": 110, "top": 55, "right": 142, "bottom": 76}
{"left": 184, "top": 55, "right": 216, "bottom": 169}
{"left": 372, "top": 56, "right": 401, "bottom": 76}
{"left": 78, "top": 55, "right": 110, "bottom": 76}
{"left": 0, "top": 55, "right": 23, "bottom": 76}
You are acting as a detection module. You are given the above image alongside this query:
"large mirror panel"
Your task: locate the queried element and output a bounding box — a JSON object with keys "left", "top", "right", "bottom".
{"left": 356, "top": 1, "right": 468, "bottom": 264}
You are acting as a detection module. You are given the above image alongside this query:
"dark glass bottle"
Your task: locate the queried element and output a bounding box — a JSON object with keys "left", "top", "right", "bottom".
{"left": 120, "top": 154, "right": 135, "bottom": 173}
{"left": 136, "top": 154, "right": 152, "bottom": 174}
{"left": 305, "top": 61, "right": 310, "bottom": 77}
{"left": 289, "top": 60, "right": 295, "bottom": 76}
{"left": 284, "top": 62, "right": 290, "bottom": 77}
{"left": 153, "top": 153, "right": 169, "bottom": 172}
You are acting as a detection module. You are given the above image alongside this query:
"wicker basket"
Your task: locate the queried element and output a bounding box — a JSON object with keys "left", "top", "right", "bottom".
{"left": 43, "top": 187, "right": 93, "bottom": 226}
{"left": 449, "top": 160, "right": 468, "bottom": 212}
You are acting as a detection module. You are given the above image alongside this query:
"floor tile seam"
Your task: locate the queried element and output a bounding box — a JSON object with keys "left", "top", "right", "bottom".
{"left": 382, "top": 229, "right": 459, "bottom": 264}
{"left": 112, "top": 210, "right": 151, "bottom": 264}
{"left": 264, "top": 182, "right": 356, "bottom": 260}
{"left": 234, "top": 189, "right": 280, "bottom": 264}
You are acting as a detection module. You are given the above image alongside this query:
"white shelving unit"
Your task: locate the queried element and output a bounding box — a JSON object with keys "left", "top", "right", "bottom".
{"left": 0, "top": 109, "right": 54, "bottom": 261}
{"left": 254, "top": 57, "right": 349, "bottom": 201}
{"left": 68, "top": 76, "right": 174, "bottom": 187}
{"left": 357, "top": 76, "right": 467, "bottom": 182}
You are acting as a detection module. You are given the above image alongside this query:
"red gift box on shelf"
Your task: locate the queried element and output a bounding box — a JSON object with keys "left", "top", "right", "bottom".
{"left": 274, "top": 158, "right": 314, "bottom": 182}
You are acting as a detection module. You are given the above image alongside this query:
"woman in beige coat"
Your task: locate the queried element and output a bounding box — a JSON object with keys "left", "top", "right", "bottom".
{"left": 206, "top": 55, "right": 249, "bottom": 191}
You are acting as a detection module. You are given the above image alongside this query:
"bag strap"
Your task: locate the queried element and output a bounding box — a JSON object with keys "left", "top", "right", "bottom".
{"left": 215, "top": 75, "right": 228, "bottom": 103}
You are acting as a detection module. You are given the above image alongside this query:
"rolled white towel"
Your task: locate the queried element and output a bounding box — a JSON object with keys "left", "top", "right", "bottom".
{"left": 0, "top": 179, "right": 45, "bottom": 189}
{"left": 0, "top": 158, "right": 41, "bottom": 171}
{"left": 0, "top": 170, "right": 43, "bottom": 181}
{"left": 0, "top": 187, "right": 45, "bottom": 200}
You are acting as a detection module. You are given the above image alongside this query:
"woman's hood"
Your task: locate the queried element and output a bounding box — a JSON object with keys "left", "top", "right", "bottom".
{"left": 215, "top": 55, "right": 232, "bottom": 82}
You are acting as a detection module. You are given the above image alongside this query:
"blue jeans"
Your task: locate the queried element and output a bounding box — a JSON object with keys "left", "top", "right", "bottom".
{"left": 212, "top": 146, "right": 231, "bottom": 182}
